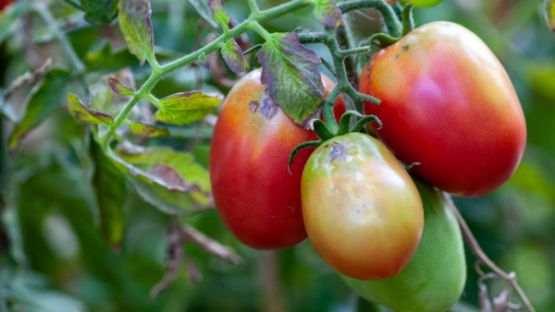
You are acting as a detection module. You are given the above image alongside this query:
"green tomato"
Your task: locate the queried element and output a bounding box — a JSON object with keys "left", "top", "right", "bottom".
{"left": 342, "top": 181, "right": 466, "bottom": 312}
{"left": 402, "top": 0, "right": 444, "bottom": 7}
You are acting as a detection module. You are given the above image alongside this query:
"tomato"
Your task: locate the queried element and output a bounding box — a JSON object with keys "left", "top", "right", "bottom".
{"left": 210, "top": 69, "right": 338, "bottom": 249}
{"left": 301, "top": 133, "right": 423, "bottom": 279}
{"left": 360, "top": 21, "right": 526, "bottom": 196}
{"left": 0, "top": 0, "right": 12, "bottom": 11}
{"left": 343, "top": 181, "right": 466, "bottom": 312}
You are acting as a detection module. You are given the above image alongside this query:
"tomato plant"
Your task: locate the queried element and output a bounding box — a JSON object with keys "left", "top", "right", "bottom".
{"left": 210, "top": 69, "right": 339, "bottom": 249}
{"left": 360, "top": 21, "right": 527, "bottom": 196}
{"left": 301, "top": 132, "right": 423, "bottom": 280}
{"left": 343, "top": 181, "right": 466, "bottom": 312}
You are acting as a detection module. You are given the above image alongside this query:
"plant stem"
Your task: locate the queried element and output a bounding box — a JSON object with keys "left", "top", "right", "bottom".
{"left": 101, "top": 0, "right": 314, "bottom": 147}
{"left": 34, "top": 4, "right": 85, "bottom": 74}
{"left": 338, "top": 0, "right": 402, "bottom": 37}
{"left": 445, "top": 195, "right": 536, "bottom": 312}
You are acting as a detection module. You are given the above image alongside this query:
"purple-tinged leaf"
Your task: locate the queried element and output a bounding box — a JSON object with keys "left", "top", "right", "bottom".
{"left": 67, "top": 92, "right": 114, "bottom": 126}
{"left": 8, "top": 69, "right": 70, "bottom": 153}
{"left": 126, "top": 120, "right": 169, "bottom": 137}
{"left": 118, "top": 0, "right": 155, "bottom": 65}
{"left": 154, "top": 91, "right": 222, "bottom": 126}
{"left": 314, "top": 0, "right": 342, "bottom": 27}
{"left": 258, "top": 33, "right": 324, "bottom": 127}
{"left": 110, "top": 143, "right": 211, "bottom": 215}
{"left": 108, "top": 77, "right": 134, "bottom": 96}
{"left": 221, "top": 39, "right": 248, "bottom": 75}
{"left": 188, "top": 0, "right": 218, "bottom": 28}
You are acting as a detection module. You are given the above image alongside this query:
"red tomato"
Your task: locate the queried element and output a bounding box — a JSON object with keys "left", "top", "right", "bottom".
{"left": 0, "top": 0, "right": 12, "bottom": 11}
{"left": 302, "top": 133, "right": 424, "bottom": 279}
{"left": 360, "top": 21, "right": 526, "bottom": 196}
{"left": 210, "top": 69, "right": 338, "bottom": 249}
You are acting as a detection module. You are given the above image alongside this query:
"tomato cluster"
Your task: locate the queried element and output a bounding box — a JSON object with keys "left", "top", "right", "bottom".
{"left": 210, "top": 21, "right": 525, "bottom": 311}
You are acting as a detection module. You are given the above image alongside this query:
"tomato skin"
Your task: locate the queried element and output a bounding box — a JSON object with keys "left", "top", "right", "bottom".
{"left": 343, "top": 181, "right": 466, "bottom": 312}
{"left": 361, "top": 21, "right": 526, "bottom": 196}
{"left": 301, "top": 133, "right": 423, "bottom": 280}
{"left": 210, "top": 70, "right": 336, "bottom": 249}
{"left": 0, "top": 0, "right": 13, "bottom": 11}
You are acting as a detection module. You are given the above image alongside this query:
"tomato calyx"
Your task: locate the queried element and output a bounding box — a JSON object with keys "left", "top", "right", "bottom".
{"left": 287, "top": 110, "right": 381, "bottom": 173}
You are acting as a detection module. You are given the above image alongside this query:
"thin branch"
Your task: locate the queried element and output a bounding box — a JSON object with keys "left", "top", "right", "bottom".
{"left": 177, "top": 223, "right": 243, "bottom": 266}
{"left": 445, "top": 195, "right": 536, "bottom": 312}
{"left": 150, "top": 223, "right": 184, "bottom": 300}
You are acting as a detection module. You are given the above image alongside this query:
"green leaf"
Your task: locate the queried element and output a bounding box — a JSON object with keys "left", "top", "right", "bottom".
{"left": 8, "top": 69, "right": 70, "bottom": 153}
{"left": 109, "top": 144, "right": 211, "bottom": 215}
{"left": 126, "top": 120, "right": 169, "bottom": 137}
{"left": 108, "top": 77, "right": 134, "bottom": 96}
{"left": 0, "top": 1, "right": 29, "bottom": 44}
{"left": 79, "top": 0, "right": 118, "bottom": 24}
{"left": 220, "top": 39, "right": 248, "bottom": 75}
{"left": 84, "top": 43, "right": 138, "bottom": 71}
{"left": 118, "top": 0, "right": 155, "bottom": 65}
{"left": 154, "top": 91, "right": 222, "bottom": 126}
{"left": 313, "top": 0, "right": 342, "bottom": 27}
{"left": 209, "top": 0, "right": 229, "bottom": 29}
{"left": 545, "top": 0, "right": 555, "bottom": 32}
{"left": 258, "top": 33, "right": 324, "bottom": 127}
{"left": 90, "top": 140, "right": 127, "bottom": 248}
{"left": 67, "top": 93, "right": 114, "bottom": 126}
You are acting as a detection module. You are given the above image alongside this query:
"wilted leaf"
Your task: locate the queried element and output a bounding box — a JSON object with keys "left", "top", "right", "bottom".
{"left": 109, "top": 144, "right": 211, "bottom": 215}
{"left": 8, "top": 69, "right": 70, "bottom": 153}
{"left": 67, "top": 93, "right": 114, "bottom": 126}
{"left": 0, "top": 1, "right": 29, "bottom": 44}
{"left": 126, "top": 120, "right": 169, "bottom": 137}
{"left": 258, "top": 32, "right": 324, "bottom": 127}
{"left": 221, "top": 39, "right": 248, "bottom": 74}
{"left": 91, "top": 68, "right": 136, "bottom": 116}
{"left": 79, "top": 0, "right": 118, "bottom": 24}
{"left": 108, "top": 77, "right": 134, "bottom": 96}
{"left": 118, "top": 0, "right": 155, "bottom": 64}
{"left": 90, "top": 140, "right": 127, "bottom": 248}
{"left": 188, "top": 0, "right": 218, "bottom": 28}
{"left": 313, "top": 0, "right": 342, "bottom": 27}
{"left": 545, "top": 0, "right": 555, "bottom": 32}
{"left": 154, "top": 91, "right": 221, "bottom": 126}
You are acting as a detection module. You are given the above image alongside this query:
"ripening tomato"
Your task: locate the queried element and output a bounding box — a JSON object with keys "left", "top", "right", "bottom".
{"left": 301, "top": 133, "right": 423, "bottom": 279}
{"left": 361, "top": 21, "right": 526, "bottom": 196}
{"left": 343, "top": 181, "right": 466, "bottom": 312}
{"left": 210, "top": 69, "right": 339, "bottom": 249}
{"left": 0, "top": 0, "right": 13, "bottom": 11}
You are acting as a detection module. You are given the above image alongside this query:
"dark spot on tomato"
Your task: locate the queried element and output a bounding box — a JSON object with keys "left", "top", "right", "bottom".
{"left": 261, "top": 95, "right": 278, "bottom": 119}
{"left": 392, "top": 54, "right": 400, "bottom": 60}
{"left": 329, "top": 143, "right": 346, "bottom": 161}
{"left": 249, "top": 101, "right": 259, "bottom": 113}
{"left": 401, "top": 45, "right": 409, "bottom": 52}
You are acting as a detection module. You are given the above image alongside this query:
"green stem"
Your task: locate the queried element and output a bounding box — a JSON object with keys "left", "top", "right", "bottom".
{"left": 248, "top": 0, "right": 261, "bottom": 14}
{"left": 34, "top": 4, "right": 85, "bottom": 74}
{"left": 100, "top": 0, "right": 314, "bottom": 147}
{"left": 337, "top": 0, "right": 402, "bottom": 37}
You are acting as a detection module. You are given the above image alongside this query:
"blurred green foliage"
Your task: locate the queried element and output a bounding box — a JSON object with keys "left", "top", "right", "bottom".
{"left": 0, "top": 0, "right": 554, "bottom": 311}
